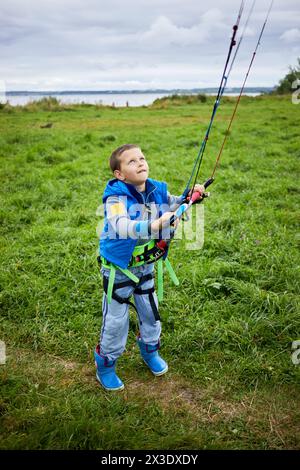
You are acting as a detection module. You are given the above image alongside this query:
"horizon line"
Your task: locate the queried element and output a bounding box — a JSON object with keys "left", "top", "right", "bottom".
{"left": 5, "top": 86, "right": 274, "bottom": 95}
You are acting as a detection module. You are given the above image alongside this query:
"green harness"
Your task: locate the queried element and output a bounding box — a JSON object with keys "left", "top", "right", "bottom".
{"left": 100, "top": 240, "right": 179, "bottom": 304}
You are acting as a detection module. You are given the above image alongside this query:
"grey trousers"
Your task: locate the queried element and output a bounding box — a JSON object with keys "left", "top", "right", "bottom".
{"left": 99, "top": 263, "right": 161, "bottom": 361}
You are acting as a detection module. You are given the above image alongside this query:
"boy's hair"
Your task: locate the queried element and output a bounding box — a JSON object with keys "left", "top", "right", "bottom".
{"left": 109, "top": 144, "right": 139, "bottom": 173}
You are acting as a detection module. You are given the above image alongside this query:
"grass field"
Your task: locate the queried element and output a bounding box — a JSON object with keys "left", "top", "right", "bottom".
{"left": 0, "top": 94, "right": 299, "bottom": 450}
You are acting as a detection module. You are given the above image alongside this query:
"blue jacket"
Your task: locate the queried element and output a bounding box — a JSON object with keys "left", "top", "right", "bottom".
{"left": 100, "top": 178, "right": 169, "bottom": 269}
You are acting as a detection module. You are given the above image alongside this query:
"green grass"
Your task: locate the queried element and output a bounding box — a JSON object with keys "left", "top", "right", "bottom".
{"left": 0, "top": 95, "right": 299, "bottom": 449}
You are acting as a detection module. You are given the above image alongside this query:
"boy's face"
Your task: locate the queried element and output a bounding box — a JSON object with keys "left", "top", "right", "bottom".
{"left": 114, "top": 147, "right": 149, "bottom": 186}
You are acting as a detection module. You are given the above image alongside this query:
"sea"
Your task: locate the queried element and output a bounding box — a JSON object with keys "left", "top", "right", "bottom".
{"left": 3, "top": 88, "right": 272, "bottom": 107}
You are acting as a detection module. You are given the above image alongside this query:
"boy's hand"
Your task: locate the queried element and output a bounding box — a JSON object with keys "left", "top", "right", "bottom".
{"left": 188, "top": 184, "right": 205, "bottom": 199}
{"left": 151, "top": 211, "right": 179, "bottom": 232}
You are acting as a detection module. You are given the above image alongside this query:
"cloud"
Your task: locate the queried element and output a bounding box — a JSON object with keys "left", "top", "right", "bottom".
{"left": 140, "top": 9, "right": 225, "bottom": 47}
{"left": 280, "top": 28, "right": 300, "bottom": 43}
{"left": 0, "top": 0, "right": 300, "bottom": 90}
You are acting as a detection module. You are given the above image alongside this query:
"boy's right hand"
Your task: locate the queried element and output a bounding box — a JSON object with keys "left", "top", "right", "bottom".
{"left": 151, "top": 212, "right": 179, "bottom": 232}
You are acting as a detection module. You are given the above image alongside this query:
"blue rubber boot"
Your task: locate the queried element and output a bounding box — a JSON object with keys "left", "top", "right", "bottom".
{"left": 137, "top": 337, "right": 168, "bottom": 376}
{"left": 94, "top": 345, "right": 124, "bottom": 391}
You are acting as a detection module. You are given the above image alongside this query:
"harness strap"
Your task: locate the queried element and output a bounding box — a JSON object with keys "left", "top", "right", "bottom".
{"left": 134, "top": 286, "right": 154, "bottom": 295}
{"left": 117, "top": 267, "right": 139, "bottom": 283}
{"left": 157, "top": 258, "right": 164, "bottom": 302}
{"left": 156, "top": 257, "right": 179, "bottom": 302}
{"left": 98, "top": 254, "right": 179, "bottom": 308}
{"left": 149, "top": 291, "right": 160, "bottom": 321}
{"left": 136, "top": 273, "right": 155, "bottom": 286}
{"left": 102, "top": 271, "right": 160, "bottom": 320}
{"left": 107, "top": 265, "right": 116, "bottom": 304}
{"left": 103, "top": 275, "right": 137, "bottom": 311}
{"left": 134, "top": 285, "right": 160, "bottom": 321}
{"left": 164, "top": 258, "right": 180, "bottom": 286}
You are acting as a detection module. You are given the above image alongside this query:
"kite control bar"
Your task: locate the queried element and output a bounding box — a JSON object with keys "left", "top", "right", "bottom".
{"left": 169, "top": 177, "right": 214, "bottom": 226}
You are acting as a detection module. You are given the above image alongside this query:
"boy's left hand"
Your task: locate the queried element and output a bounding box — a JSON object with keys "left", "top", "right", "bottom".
{"left": 188, "top": 184, "right": 205, "bottom": 199}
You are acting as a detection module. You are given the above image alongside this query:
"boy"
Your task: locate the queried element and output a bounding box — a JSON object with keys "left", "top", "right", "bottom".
{"left": 95, "top": 144, "right": 204, "bottom": 391}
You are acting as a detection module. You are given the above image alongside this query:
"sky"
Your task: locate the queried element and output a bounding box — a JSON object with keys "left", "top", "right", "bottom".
{"left": 0, "top": 0, "right": 299, "bottom": 91}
